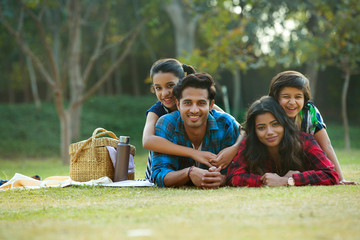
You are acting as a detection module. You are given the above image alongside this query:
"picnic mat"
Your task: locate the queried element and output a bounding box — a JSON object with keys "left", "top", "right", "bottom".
{"left": 0, "top": 173, "right": 153, "bottom": 191}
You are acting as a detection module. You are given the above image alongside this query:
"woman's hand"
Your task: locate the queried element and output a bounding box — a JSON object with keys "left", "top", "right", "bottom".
{"left": 261, "top": 173, "right": 288, "bottom": 187}
{"left": 284, "top": 170, "right": 300, "bottom": 178}
{"left": 210, "top": 145, "right": 238, "bottom": 169}
{"left": 191, "top": 150, "right": 216, "bottom": 168}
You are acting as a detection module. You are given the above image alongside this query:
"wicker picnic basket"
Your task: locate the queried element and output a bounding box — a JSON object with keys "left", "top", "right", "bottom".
{"left": 69, "top": 128, "right": 136, "bottom": 182}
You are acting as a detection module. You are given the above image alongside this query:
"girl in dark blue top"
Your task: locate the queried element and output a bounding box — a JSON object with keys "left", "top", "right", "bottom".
{"left": 142, "top": 59, "right": 242, "bottom": 181}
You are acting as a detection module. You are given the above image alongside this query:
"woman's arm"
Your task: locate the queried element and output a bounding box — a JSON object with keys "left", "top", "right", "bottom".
{"left": 142, "top": 112, "right": 214, "bottom": 167}
{"left": 142, "top": 112, "right": 159, "bottom": 149}
{"left": 303, "top": 103, "right": 353, "bottom": 184}
{"left": 210, "top": 128, "right": 245, "bottom": 169}
{"left": 313, "top": 128, "right": 350, "bottom": 183}
{"left": 292, "top": 134, "right": 339, "bottom": 186}
{"left": 213, "top": 104, "right": 224, "bottom": 113}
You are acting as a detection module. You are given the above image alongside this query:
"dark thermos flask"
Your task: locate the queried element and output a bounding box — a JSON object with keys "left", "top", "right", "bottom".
{"left": 114, "top": 136, "right": 130, "bottom": 182}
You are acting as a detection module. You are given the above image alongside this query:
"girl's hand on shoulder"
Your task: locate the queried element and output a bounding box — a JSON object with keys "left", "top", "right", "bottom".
{"left": 192, "top": 150, "right": 216, "bottom": 168}
{"left": 261, "top": 173, "right": 288, "bottom": 187}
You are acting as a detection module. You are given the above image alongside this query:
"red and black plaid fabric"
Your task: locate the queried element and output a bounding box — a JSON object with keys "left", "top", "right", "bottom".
{"left": 227, "top": 132, "right": 339, "bottom": 187}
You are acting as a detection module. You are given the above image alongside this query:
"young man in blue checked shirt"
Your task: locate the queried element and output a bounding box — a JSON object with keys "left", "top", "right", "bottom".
{"left": 151, "top": 72, "right": 240, "bottom": 188}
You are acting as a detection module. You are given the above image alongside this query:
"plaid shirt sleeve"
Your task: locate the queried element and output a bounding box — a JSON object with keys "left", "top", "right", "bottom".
{"left": 151, "top": 113, "right": 179, "bottom": 187}
{"left": 292, "top": 133, "right": 339, "bottom": 186}
{"left": 226, "top": 139, "right": 263, "bottom": 187}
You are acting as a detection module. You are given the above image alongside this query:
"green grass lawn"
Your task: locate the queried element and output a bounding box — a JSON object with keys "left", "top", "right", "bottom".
{"left": 1, "top": 150, "right": 360, "bottom": 240}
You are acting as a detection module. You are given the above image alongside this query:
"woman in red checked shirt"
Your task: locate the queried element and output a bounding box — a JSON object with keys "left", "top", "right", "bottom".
{"left": 226, "top": 96, "right": 339, "bottom": 187}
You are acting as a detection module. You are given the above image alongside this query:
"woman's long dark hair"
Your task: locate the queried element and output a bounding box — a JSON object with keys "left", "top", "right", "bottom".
{"left": 244, "top": 96, "right": 306, "bottom": 176}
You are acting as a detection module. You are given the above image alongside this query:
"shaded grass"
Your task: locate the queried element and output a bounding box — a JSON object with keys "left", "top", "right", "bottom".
{"left": 0, "top": 151, "right": 360, "bottom": 240}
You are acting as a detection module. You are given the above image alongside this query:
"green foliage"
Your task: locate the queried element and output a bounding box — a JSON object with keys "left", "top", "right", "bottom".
{"left": 182, "top": 0, "right": 266, "bottom": 75}
{"left": 303, "top": 0, "right": 360, "bottom": 72}
{"left": 0, "top": 94, "right": 157, "bottom": 158}
{"left": 81, "top": 94, "right": 156, "bottom": 152}
{"left": 0, "top": 102, "right": 60, "bottom": 157}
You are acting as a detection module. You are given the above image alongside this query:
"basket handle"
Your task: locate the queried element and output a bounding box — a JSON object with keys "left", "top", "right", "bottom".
{"left": 71, "top": 128, "right": 119, "bottom": 164}
{"left": 91, "top": 128, "right": 118, "bottom": 141}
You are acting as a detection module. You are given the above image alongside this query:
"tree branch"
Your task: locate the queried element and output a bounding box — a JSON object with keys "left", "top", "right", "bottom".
{"left": 82, "top": 12, "right": 109, "bottom": 84}
{"left": 17, "top": 6, "right": 24, "bottom": 32}
{"left": 71, "top": 20, "right": 145, "bottom": 110}
{"left": 20, "top": 0, "right": 60, "bottom": 83}
{"left": 0, "top": 4, "right": 56, "bottom": 88}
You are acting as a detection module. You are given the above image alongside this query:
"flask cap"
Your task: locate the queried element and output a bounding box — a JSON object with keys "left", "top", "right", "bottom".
{"left": 119, "top": 136, "right": 130, "bottom": 144}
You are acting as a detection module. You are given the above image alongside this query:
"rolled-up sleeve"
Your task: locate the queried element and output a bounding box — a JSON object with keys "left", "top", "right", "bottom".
{"left": 293, "top": 133, "right": 339, "bottom": 186}
{"left": 151, "top": 114, "right": 178, "bottom": 187}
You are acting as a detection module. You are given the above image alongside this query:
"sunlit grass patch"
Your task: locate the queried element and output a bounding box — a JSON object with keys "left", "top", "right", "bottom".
{"left": 0, "top": 151, "right": 359, "bottom": 240}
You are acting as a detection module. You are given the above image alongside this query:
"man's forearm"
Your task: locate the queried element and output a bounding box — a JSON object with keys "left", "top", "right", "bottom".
{"left": 163, "top": 167, "right": 191, "bottom": 187}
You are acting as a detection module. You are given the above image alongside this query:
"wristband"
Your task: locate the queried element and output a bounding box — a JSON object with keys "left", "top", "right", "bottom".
{"left": 188, "top": 166, "right": 195, "bottom": 179}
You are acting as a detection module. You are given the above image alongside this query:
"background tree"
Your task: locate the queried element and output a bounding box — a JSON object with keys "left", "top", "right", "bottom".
{"left": 182, "top": 0, "right": 293, "bottom": 118}
{"left": 164, "top": 0, "right": 202, "bottom": 57}
{"left": 312, "top": 0, "right": 360, "bottom": 149}
{"left": 0, "top": 0, "right": 143, "bottom": 163}
{"left": 1, "top": 0, "right": 359, "bottom": 161}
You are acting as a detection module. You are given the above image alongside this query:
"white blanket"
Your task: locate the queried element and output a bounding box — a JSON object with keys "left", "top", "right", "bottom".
{"left": 0, "top": 173, "right": 154, "bottom": 191}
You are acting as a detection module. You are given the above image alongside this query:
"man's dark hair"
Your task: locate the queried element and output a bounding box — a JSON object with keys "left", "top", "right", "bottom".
{"left": 173, "top": 72, "right": 216, "bottom": 101}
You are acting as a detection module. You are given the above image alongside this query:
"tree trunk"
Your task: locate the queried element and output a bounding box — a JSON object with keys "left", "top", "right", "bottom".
{"left": 115, "top": 68, "right": 122, "bottom": 95}
{"left": 8, "top": 77, "right": 15, "bottom": 104}
{"left": 305, "top": 60, "right": 319, "bottom": 100}
{"left": 131, "top": 54, "right": 140, "bottom": 96}
{"left": 68, "top": 1, "right": 83, "bottom": 141}
{"left": 232, "top": 69, "right": 242, "bottom": 119}
{"left": 59, "top": 109, "right": 72, "bottom": 165}
{"left": 97, "top": 64, "right": 106, "bottom": 96}
{"left": 105, "top": 74, "right": 113, "bottom": 95}
{"left": 26, "top": 56, "right": 42, "bottom": 109}
{"left": 164, "top": 0, "right": 199, "bottom": 57}
{"left": 132, "top": 0, "right": 157, "bottom": 62}
{"left": 221, "top": 85, "right": 231, "bottom": 114}
{"left": 110, "top": 46, "right": 118, "bottom": 95}
{"left": 21, "top": 55, "right": 31, "bottom": 103}
{"left": 341, "top": 70, "right": 351, "bottom": 150}
{"left": 109, "top": 37, "right": 122, "bottom": 95}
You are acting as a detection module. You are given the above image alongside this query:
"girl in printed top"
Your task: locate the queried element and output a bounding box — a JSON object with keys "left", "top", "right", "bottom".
{"left": 268, "top": 70, "right": 353, "bottom": 184}
{"left": 143, "top": 58, "right": 242, "bottom": 181}
{"left": 227, "top": 96, "right": 339, "bottom": 187}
